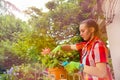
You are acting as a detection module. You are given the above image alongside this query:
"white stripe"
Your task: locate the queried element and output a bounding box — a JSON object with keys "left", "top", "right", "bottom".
{"left": 93, "top": 76, "right": 99, "bottom": 80}
{"left": 89, "top": 50, "right": 95, "bottom": 66}
{"left": 82, "top": 55, "right": 87, "bottom": 65}
{"left": 94, "top": 43, "right": 100, "bottom": 63}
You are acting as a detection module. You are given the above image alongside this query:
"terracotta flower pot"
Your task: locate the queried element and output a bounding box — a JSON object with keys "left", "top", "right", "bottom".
{"left": 48, "top": 67, "right": 67, "bottom": 80}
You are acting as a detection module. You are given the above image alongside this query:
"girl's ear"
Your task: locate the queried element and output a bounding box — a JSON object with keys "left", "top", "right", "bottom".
{"left": 90, "top": 27, "right": 95, "bottom": 33}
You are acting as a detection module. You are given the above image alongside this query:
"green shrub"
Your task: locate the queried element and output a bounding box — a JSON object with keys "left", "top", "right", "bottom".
{"left": 4, "top": 63, "right": 50, "bottom": 80}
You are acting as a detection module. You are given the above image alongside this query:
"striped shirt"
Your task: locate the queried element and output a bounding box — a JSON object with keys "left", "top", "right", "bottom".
{"left": 76, "top": 36, "right": 113, "bottom": 80}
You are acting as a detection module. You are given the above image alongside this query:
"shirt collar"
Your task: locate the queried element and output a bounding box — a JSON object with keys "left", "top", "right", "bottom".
{"left": 85, "top": 36, "right": 99, "bottom": 47}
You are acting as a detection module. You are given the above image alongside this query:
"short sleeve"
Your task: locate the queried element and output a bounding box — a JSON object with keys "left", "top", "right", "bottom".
{"left": 76, "top": 42, "right": 86, "bottom": 51}
{"left": 93, "top": 42, "right": 107, "bottom": 63}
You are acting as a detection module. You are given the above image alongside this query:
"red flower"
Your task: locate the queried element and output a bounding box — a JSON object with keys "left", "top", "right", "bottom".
{"left": 41, "top": 48, "right": 51, "bottom": 55}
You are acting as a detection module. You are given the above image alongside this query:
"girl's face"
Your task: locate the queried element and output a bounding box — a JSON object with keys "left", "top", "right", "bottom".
{"left": 79, "top": 24, "right": 94, "bottom": 41}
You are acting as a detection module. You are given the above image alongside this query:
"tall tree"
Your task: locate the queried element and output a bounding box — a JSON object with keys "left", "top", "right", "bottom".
{"left": 45, "top": 0, "right": 97, "bottom": 42}
{"left": 0, "top": 15, "right": 28, "bottom": 69}
{"left": 0, "top": 0, "right": 20, "bottom": 15}
{"left": 0, "top": 15, "right": 28, "bottom": 41}
{"left": 24, "top": 0, "right": 102, "bottom": 43}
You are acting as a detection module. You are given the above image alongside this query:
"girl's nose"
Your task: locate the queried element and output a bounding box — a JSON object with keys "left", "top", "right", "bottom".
{"left": 80, "top": 32, "right": 82, "bottom": 36}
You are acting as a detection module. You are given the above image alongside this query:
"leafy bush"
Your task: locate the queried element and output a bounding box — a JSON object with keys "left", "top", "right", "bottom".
{"left": 3, "top": 63, "right": 50, "bottom": 80}
{"left": 39, "top": 47, "right": 80, "bottom": 69}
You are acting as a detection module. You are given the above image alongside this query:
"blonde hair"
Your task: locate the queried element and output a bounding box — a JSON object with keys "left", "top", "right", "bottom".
{"left": 80, "top": 19, "right": 100, "bottom": 37}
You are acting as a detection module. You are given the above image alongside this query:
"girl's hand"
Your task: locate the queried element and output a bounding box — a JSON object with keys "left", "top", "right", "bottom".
{"left": 51, "top": 45, "right": 62, "bottom": 54}
{"left": 64, "top": 61, "right": 84, "bottom": 74}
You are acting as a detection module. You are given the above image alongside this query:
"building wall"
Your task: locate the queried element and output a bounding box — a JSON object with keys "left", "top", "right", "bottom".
{"left": 106, "top": 0, "right": 120, "bottom": 79}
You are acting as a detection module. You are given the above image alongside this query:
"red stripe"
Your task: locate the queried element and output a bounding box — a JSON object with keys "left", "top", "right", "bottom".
{"left": 86, "top": 53, "right": 90, "bottom": 65}
{"left": 99, "top": 46, "right": 107, "bottom": 62}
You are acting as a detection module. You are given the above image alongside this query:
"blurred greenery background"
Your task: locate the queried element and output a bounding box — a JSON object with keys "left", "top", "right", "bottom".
{"left": 0, "top": 0, "right": 112, "bottom": 79}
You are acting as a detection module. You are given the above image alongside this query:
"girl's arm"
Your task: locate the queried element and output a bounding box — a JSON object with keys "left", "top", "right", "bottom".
{"left": 83, "top": 62, "right": 107, "bottom": 78}
{"left": 61, "top": 44, "right": 77, "bottom": 51}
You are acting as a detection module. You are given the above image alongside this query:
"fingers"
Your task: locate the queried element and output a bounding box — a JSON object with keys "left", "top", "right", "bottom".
{"left": 50, "top": 51, "right": 61, "bottom": 58}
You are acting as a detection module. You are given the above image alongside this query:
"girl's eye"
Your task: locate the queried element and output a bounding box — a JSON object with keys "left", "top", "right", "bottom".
{"left": 80, "top": 30, "right": 84, "bottom": 33}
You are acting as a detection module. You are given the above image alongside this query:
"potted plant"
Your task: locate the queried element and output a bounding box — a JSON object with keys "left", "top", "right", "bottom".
{"left": 40, "top": 47, "right": 79, "bottom": 68}
{"left": 39, "top": 47, "right": 67, "bottom": 80}
{"left": 39, "top": 47, "right": 80, "bottom": 80}
{"left": 39, "top": 36, "right": 83, "bottom": 79}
